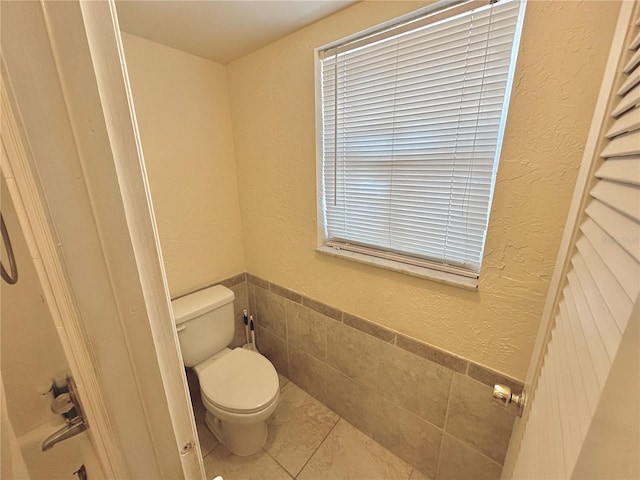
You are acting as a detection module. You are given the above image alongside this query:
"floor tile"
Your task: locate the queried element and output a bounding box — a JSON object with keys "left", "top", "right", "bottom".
{"left": 436, "top": 435, "right": 502, "bottom": 480}
{"left": 196, "top": 417, "right": 219, "bottom": 457}
{"left": 297, "top": 419, "right": 413, "bottom": 480}
{"left": 265, "top": 382, "right": 339, "bottom": 476}
{"left": 278, "top": 373, "right": 290, "bottom": 391}
{"left": 203, "top": 444, "right": 292, "bottom": 480}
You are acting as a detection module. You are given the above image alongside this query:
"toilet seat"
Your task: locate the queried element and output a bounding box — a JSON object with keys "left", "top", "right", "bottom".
{"left": 198, "top": 348, "right": 279, "bottom": 414}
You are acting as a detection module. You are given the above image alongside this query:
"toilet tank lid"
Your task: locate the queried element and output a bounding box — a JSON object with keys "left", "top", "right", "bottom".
{"left": 171, "top": 285, "right": 235, "bottom": 325}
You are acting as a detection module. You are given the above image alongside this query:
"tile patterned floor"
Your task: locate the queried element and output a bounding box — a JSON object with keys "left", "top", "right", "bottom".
{"left": 188, "top": 372, "right": 431, "bottom": 480}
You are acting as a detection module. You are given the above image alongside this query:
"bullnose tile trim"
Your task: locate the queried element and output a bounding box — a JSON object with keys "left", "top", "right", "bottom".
{"left": 270, "top": 282, "right": 303, "bottom": 304}
{"left": 396, "top": 335, "right": 468, "bottom": 374}
{"left": 467, "top": 362, "right": 524, "bottom": 392}
{"left": 302, "top": 296, "right": 343, "bottom": 321}
{"left": 247, "top": 273, "right": 270, "bottom": 289}
{"left": 219, "top": 272, "right": 247, "bottom": 288}
{"left": 343, "top": 313, "right": 396, "bottom": 343}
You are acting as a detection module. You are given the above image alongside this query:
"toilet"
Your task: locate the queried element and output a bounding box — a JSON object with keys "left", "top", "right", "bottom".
{"left": 171, "top": 285, "right": 280, "bottom": 456}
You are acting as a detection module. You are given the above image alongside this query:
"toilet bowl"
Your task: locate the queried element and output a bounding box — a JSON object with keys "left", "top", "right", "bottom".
{"left": 194, "top": 348, "right": 279, "bottom": 456}
{"left": 171, "top": 285, "right": 280, "bottom": 456}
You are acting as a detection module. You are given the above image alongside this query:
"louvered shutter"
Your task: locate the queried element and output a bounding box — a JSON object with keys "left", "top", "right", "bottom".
{"left": 510, "top": 5, "right": 640, "bottom": 479}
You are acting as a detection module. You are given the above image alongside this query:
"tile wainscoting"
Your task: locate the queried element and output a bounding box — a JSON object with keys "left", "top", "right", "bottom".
{"left": 199, "top": 273, "right": 523, "bottom": 480}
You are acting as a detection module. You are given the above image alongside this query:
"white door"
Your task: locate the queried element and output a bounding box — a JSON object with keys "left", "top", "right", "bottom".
{"left": 501, "top": 2, "right": 640, "bottom": 478}
{"left": 1, "top": 0, "right": 204, "bottom": 478}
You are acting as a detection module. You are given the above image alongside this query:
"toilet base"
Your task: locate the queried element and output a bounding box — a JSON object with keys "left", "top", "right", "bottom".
{"left": 204, "top": 411, "right": 268, "bottom": 456}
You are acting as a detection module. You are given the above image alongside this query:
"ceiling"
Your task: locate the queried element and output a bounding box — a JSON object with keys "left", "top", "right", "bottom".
{"left": 115, "top": 1, "right": 357, "bottom": 65}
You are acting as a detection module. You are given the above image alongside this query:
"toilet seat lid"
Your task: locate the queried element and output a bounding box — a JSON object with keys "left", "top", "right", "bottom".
{"left": 199, "top": 348, "right": 279, "bottom": 414}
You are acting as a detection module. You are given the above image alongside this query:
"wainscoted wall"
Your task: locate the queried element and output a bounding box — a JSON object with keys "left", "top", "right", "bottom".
{"left": 210, "top": 273, "right": 523, "bottom": 479}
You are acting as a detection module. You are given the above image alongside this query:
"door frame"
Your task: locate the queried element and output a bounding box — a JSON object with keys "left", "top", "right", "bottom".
{"left": 1, "top": 0, "right": 204, "bottom": 477}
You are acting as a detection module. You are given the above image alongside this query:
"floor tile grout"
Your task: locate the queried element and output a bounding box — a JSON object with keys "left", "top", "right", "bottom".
{"left": 293, "top": 415, "right": 342, "bottom": 479}
{"left": 197, "top": 376, "right": 420, "bottom": 480}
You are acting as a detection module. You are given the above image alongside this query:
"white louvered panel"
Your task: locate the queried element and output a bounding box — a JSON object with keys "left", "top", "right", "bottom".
{"left": 580, "top": 219, "right": 640, "bottom": 299}
{"left": 556, "top": 285, "right": 594, "bottom": 428}
{"left": 605, "top": 104, "right": 640, "bottom": 137}
{"left": 569, "top": 258, "right": 622, "bottom": 360}
{"left": 585, "top": 200, "right": 640, "bottom": 262}
{"left": 611, "top": 85, "right": 640, "bottom": 117}
{"left": 630, "top": 29, "right": 640, "bottom": 49}
{"left": 595, "top": 155, "right": 640, "bottom": 185}
{"left": 611, "top": 82, "right": 640, "bottom": 117}
{"left": 623, "top": 45, "right": 640, "bottom": 73}
{"left": 520, "top": 339, "right": 561, "bottom": 480}
{"left": 617, "top": 63, "right": 640, "bottom": 95}
{"left": 600, "top": 129, "right": 640, "bottom": 157}
{"left": 590, "top": 179, "right": 640, "bottom": 221}
{"left": 558, "top": 281, "right": 601, "bottom": 412}
{"left": 551, "top": 346, "right": 578, "bottom": 476}
{"left": 545, "top": 339, "right": 568, "bottom": 479}
{"left": 576, "top": 234, "right": 634, "bottom": 332}
{"left": 550, "top": 314, "right": 582, "bottom": 472}
{"left": 563, "top": 287, "right": 611, "bottom": 385}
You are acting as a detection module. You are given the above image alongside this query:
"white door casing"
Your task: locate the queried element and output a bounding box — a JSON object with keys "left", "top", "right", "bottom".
{"left": 1, "top": 0, "right": 204, "bottom": 478}
{"left": 502, "top": 2, "right": 640, "bottom": 478}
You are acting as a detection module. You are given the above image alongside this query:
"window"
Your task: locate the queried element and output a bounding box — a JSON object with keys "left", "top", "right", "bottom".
{"left": 316, "top": 0, "right": 525, "bottom": 287}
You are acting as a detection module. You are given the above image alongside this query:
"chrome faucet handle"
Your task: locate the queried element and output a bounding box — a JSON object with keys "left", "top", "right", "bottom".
{"left": 50, "top": 392, "right": 75, "bottom": 415}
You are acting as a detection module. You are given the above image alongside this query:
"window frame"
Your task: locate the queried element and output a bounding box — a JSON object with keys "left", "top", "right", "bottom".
{"left": 314, "top": 0, "right": 526, "bottom": 289}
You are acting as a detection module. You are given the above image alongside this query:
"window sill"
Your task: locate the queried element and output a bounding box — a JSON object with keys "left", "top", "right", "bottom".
{"left": 316, "top": 245, "right": 479, "bottom": 290}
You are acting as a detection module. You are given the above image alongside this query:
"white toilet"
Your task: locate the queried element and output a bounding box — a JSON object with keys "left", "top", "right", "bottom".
{"left": 171, "top": 285, "right": 280, "bottom": 456}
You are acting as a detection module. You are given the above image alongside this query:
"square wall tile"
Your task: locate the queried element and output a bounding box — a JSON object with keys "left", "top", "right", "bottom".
{"left": 323, "top": 363, "right": 385, "bottom": 440}
{"left": 286, "top": 302, "right": 329, "bottom": 361}
{"left": 445, "top": 374, "right": 516, "bottom": 464}
{"left": 371, "top": 396, "right": 442, "bottom": 479}
{"left": 326, "top": 320, "right": 381, "bottom": 391}
{"left": 287, "top": 346, "right": 329, "bottom": 405}
{"left": 376, "top": 341, "right": 452, "bottom": 428}
{"left": 436, "top": 435, "right": 503, "bottom": 480}
{"left": 253, "top": 285, "right": 287, "bottom": 340}
{"left": 256, "top": 326, "right": 289, "bottom": 378}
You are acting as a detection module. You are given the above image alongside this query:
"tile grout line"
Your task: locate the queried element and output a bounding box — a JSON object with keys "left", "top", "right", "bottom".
{"left": 293, "top": 416, "right": 342, "bottom": 479}
{"left": 434, "top": 375, "right": 456, "bottom": 480}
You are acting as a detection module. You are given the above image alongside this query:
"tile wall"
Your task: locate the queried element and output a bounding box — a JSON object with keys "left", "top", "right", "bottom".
{"left": 208, "top": 273, "right": 523, "bottom": 480}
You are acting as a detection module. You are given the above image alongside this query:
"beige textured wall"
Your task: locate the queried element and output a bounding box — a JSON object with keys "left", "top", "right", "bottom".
{"left": 122, "top": 33, "right": 246, "bottom": 297}
{"left": 227, "top": 0, "right": 621, "bottom": 379}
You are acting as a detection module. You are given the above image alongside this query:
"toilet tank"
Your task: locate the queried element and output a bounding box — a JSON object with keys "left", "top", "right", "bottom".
{"left": 171, "top": 285, "right": 235, "bottom": 367}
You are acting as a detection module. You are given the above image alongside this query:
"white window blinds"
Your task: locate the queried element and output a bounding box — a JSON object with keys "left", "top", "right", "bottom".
{"left": 319, "top": 0, "right": 524, "bottom": 275}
